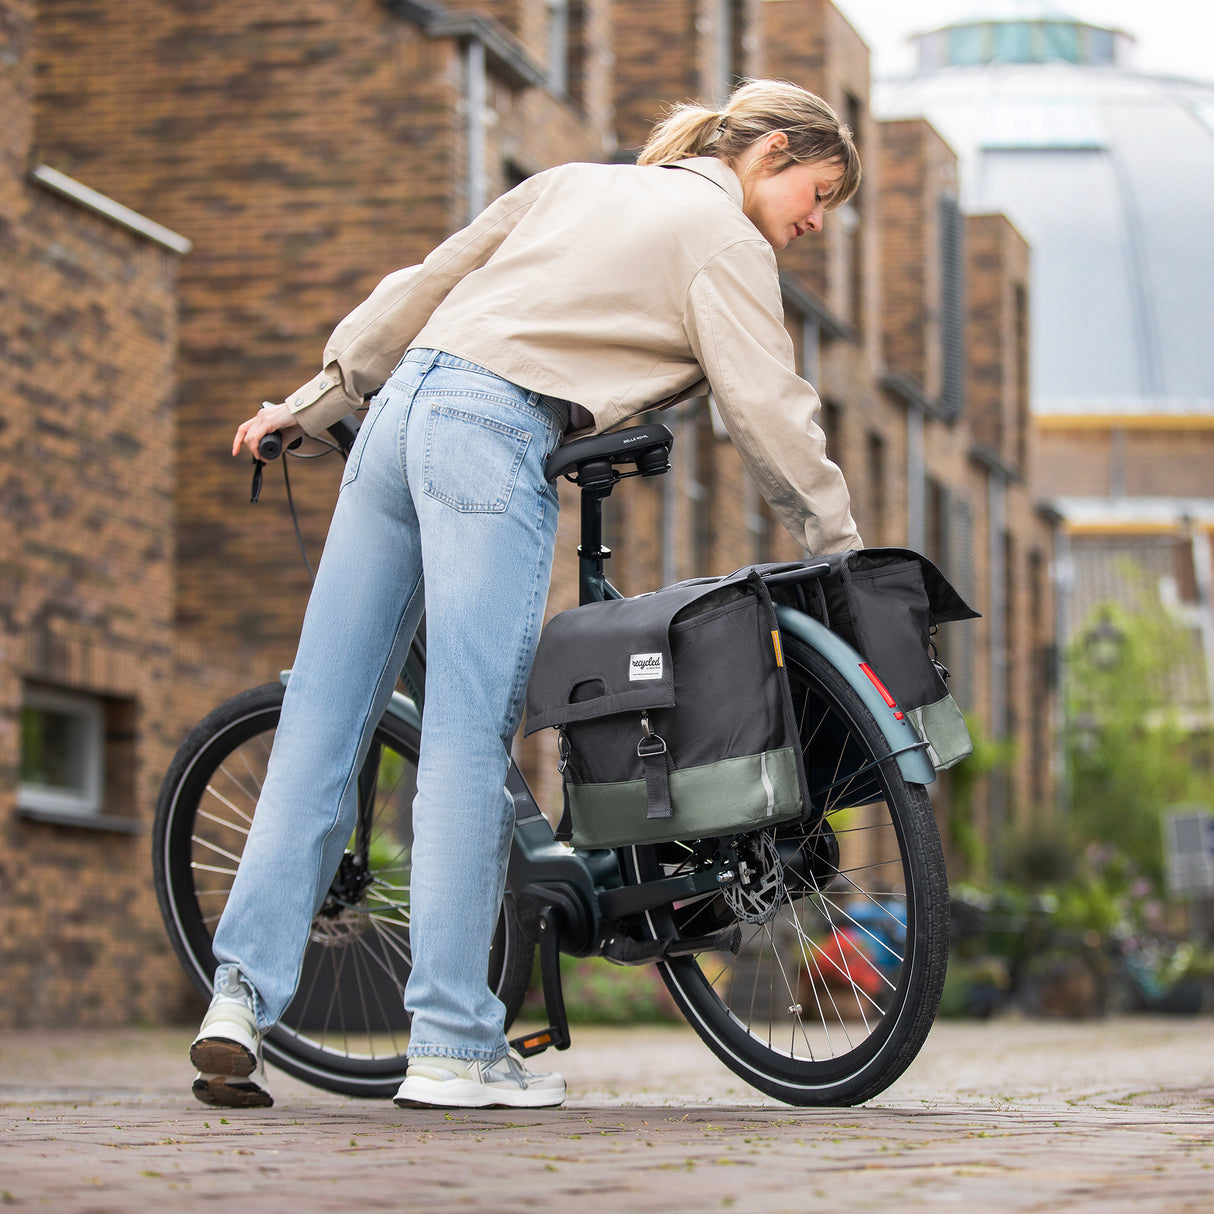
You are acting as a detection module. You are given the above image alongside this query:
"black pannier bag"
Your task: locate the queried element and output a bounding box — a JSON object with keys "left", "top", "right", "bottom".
{"left": 773, "top": 548, "right": 981, "bottom": 770}
{"left": 524, "top": 570, "right": 810, "bottom": 849}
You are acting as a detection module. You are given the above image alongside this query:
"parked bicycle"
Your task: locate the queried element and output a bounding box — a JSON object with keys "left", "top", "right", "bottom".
{"left": 153, "top": 416, "right": 950, "bottom": 1107}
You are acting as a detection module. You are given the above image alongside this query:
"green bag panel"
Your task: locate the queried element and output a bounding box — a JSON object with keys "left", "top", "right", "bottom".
{"left": 905, "top": 694, "right": 973, "bottom": 770}
{"left": 564, "top": 747, "right": 804, "bottom": 849}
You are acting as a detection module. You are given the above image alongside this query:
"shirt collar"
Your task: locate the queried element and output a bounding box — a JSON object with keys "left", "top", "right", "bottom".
{"left": 661, "top": 156, "right": 744, "bottom": 208}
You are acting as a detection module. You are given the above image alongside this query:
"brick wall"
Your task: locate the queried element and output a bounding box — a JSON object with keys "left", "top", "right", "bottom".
{"left": 1035, "top": 422, "right": 1214, "bottom": 501}
{"left": 32, "top": 0, "right": 616, "bottom": 667}
{"left": 877, "top": 118, "right": 960, "bottom": 403}
{"left": 1, "top": 0, "right": 201, "bottom": 1021}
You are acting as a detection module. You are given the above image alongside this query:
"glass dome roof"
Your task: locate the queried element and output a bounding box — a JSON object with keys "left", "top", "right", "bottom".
{"left": 913, "top": 1, "right": 1131, "bottom": 70}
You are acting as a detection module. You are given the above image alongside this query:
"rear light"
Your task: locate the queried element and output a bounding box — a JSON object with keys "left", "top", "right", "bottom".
{"left": 859, "top": 663, "right": 904, "bottom": 720}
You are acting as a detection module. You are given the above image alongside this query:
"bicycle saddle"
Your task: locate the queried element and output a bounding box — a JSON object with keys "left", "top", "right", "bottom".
{"left": 544, "top": 422, "right": 674, "bottom": 486}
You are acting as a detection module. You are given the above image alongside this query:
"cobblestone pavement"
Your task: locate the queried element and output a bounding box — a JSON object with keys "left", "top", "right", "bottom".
{"left": 1, "top": 1016, "right": 1211, "bottom": 1212}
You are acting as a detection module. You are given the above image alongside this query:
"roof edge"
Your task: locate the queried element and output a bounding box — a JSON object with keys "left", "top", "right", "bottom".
{"left": 30, "top": 165, "right": 193, "bottom": 255}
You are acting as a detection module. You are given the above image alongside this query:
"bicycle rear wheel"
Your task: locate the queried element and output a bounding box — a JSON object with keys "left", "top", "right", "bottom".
{"left": 621, "top": 634, "right": 949, "bottom": 1106}
{"left": 153, "top": 682, "right": 534, "bottom": 1098}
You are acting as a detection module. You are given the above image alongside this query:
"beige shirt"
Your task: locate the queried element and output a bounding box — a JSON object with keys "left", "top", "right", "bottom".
{"left": 284, "top": 157, "right": 862, "bottom": 554}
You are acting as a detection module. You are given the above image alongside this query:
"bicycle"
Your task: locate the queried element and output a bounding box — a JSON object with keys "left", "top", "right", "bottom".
{"left": 153, "top": 414, "right": 950, "bottom": 1107}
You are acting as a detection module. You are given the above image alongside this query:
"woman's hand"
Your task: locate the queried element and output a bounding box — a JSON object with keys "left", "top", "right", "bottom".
{"left": 232, "top": 401, "right": 301, "bottom": 459}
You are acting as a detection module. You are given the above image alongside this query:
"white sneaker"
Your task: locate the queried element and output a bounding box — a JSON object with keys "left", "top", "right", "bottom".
{"left": 189, "top": 966, "right": 272, "bottom": 1109}
{"left": 393, "top": 1050, "right": 566, "bottom": 1109}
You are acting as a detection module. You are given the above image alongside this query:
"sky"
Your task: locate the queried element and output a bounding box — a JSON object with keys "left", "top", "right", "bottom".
{"left": 831, "top": 1, "right": 1214, "bottom": 84}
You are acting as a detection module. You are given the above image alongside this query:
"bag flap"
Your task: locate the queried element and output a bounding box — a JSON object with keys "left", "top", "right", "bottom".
{"left": 524, "top": 576, "right": 753, "bottom": 735}
{"left": 839, "top": 548, "right": 981, "bottom": 622}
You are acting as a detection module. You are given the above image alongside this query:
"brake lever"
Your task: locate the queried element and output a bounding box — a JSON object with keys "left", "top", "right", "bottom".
{"left": 249, "top": 432, "right": 298, "bottom": 503}
{"left": 250, "top": 458, "right": 266, "bottom": 503}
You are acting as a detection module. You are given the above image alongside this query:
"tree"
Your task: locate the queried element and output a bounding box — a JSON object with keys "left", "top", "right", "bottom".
{"left": 1065, "top": 567, "right": 1214, "bottom": 884}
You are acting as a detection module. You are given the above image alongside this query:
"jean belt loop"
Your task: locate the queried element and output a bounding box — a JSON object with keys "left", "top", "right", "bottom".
{"left": 539, "top": 394, "right": 570, "bottom": 433}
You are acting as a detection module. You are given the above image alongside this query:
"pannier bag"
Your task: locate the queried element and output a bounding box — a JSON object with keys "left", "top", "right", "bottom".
{"left": 780, "top": 548, "right": 981, "bottom": 770}
{"left": 524, "top": 570, "right": 810, "bottom": 849}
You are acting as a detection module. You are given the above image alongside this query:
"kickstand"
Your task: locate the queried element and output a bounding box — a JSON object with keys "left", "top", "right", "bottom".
{"left": 508, "top": 904, "right": 572, "bottom": 1058}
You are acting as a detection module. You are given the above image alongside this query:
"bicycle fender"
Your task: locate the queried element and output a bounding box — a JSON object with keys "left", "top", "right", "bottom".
{"left": 277, "top": 670, "right": 423, "bottom": 733}
{"left": 772, "top": 606, "right": 936, "bottom": 787}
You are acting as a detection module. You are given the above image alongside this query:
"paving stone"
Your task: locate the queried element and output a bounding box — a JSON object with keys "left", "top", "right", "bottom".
{"left": 1, "top": 1017, "right": 1211, "bottom": 1212}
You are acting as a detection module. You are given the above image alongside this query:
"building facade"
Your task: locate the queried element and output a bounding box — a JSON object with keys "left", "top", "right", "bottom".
{"left": 1, "top": 0, "right": 1054, "bottom": 1025}
{"left": 876, "top": 0, "right": 1214, "bottom": 731}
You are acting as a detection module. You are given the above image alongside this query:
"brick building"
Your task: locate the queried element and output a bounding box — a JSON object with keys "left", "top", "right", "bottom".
{"left": 1, "top": 0, "right": 1055, "bottom": 1026}
{"left": 1, "top": 0, "right": 197, "bottom": 1024}
{"left": 876, "top": 4, "right": 1214, "bottom": 780}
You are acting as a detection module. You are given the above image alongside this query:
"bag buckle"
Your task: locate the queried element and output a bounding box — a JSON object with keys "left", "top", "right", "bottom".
{"left": 556, "top": 727, "right": 571, "bottom": 774}
{"left": 637, "top": 711, "right": 667, "bottom": 758}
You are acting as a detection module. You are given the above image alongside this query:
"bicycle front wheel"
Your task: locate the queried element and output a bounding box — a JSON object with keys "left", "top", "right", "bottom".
{"left": 621, "top": 634, "right": 950, "bottom": 1106}
{"left": 152, "top": 682, "right": 535, "bottom": 1098}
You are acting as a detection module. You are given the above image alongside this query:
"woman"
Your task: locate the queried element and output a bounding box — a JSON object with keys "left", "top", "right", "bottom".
{"left": 190, "top": 79, "right": 864, "bottom": 1111}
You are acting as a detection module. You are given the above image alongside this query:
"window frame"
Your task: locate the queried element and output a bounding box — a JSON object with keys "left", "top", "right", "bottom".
{"left": 18, "top": 686, "right": 105, "bottom": 818}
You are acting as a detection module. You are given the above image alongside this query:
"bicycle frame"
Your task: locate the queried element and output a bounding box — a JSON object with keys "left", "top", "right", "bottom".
{"left": 272, "top": 418, "right": 935, "bottom": 1058}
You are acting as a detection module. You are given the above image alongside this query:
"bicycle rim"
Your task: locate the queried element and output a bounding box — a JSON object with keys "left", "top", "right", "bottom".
{"left": 152, "top": 682, "right": 532, "bottom": 1097}
{"left": 622, "top": 636, "right": 950, "bottom": 1106}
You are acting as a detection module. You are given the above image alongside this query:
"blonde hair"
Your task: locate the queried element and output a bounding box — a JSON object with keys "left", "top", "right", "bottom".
{"left": 637, "top": 79, "right": 860, "bottom": 208}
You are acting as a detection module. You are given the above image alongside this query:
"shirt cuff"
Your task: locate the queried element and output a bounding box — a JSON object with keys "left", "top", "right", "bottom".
{"left": 285, "top": 370, "right": 357, "bottom": 437}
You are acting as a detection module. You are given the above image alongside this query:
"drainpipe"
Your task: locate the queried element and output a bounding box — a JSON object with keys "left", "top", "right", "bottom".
{"left": 463, "top": 38, "right": 488, "bottom": 222}
{"left": 1190, "top": 523, "right": 1214, "bottom": 718}
{"left": 1054, "top": 523, "right": 1073, "bottom": 816}
{"left": 988, "top": 472, "right": 1008, "bottom": 874}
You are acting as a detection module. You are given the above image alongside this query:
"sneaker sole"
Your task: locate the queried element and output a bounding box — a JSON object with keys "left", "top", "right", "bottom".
{"left": 393, "top": 1078, "right": 565, "bottom": 1110}
{"left": 190, "top": 1036, "right": 258, "bottom": 1077}
{"left": 192, "top": 1074, "right": 273, "bottom": 1109}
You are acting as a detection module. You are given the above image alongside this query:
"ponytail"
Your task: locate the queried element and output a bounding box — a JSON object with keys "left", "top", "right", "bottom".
{"left": 637, "top": 104, "right": 725, "bottom": 166}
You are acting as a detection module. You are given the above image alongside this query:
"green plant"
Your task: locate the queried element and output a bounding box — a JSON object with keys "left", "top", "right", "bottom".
{"left": 945, "top": 713, "right": 1017, "bottom": 880}
{"left": 521, "top": 955, "right": 682, "bottom": 1025}
{"left": 1065, "top": 568, "right": 1214, "bottom": 885}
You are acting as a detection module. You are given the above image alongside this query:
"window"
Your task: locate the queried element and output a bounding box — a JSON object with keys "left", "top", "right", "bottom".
{"left": 547, "top": 0, "right": 569, "bottom": 95}
{"left": 925, "top": 477, "right": 946, "bottom": 569}
{"left": 19, "top": 687, "right": 104, "bottom": 817}
{"left": 844, "top": 92, "right": 865, "bottom": 335}
{"left": 548, "top": 0, "right": 588, "bottom": 106}
{"left": 726, "top": 0, "right": 748, "bottom": 92}
{"left": 1041, "top": 22, "right": 1079, "bottom": 63}
{"left": 822, "top": 399, "right": 844, "bottom": 476}
{"left": 1014, "top": 283, "right": 1030, "bottom": 470}
{"left": 949, "top": 23, "right": 987, "bottom": 66}
{"left": 866, "top": 431, "right": 886, "bottom": 546}
{"left": 1086, "top": 27, "right": 1115, "bottom": 66}
{"left": 690, "top": 399, "right": 716, "bottom": 575}
{"left": 938, "top": 193, "right": 965, "bottom": 420}
{"left": 992, "top": 21, "right": 1032, "bottom": 63}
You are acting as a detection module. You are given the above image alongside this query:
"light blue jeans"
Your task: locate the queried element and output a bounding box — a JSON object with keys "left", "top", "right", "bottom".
{"left": 211, "top": 349, "right": 567, "bottom": 1061}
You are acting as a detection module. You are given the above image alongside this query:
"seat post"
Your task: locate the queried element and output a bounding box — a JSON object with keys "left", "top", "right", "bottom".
{"left": 577, "top": 487, "right": 612, "bottom": 604}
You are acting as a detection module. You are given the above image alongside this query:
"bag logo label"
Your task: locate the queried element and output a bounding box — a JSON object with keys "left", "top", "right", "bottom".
{"left": 629, "top": 653, "right": 663, "bottom": 681}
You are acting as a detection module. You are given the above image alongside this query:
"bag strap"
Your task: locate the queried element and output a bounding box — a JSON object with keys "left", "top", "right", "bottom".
{"left": 746, "top": 571, "right": 814, "bottom": 818}
{"left": 637, "top": 711, "right": 673, "bottom": 820}
{"left": 553, "top": 728, "right": 577, "bottom": 842}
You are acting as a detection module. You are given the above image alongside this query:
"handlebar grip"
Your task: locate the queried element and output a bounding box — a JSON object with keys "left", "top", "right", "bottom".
{"left": 257, "top": 432, "right": 283, "bottom": 461}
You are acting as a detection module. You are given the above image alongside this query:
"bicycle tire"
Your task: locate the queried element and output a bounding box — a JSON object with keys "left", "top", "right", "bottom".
{"left": 620, "top": 635, "right": 950, "bottom": 1106}
{"left": 153, "top": 682, "right": 535, "bottom": 1098}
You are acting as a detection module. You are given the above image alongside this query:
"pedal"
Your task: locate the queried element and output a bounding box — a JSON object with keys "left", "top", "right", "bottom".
{"left": 509, "top": 904, "right": 572, "bottom": 1058}
{"left": 600, "top": 925, "right": 741, "bottom": 966}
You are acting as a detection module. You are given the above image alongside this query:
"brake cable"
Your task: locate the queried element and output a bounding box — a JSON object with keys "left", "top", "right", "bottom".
{"left": 249, "top": 435, "right": 343, "bottom": 587}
